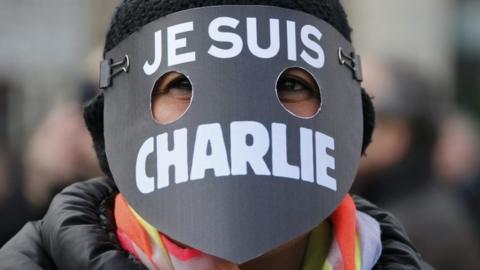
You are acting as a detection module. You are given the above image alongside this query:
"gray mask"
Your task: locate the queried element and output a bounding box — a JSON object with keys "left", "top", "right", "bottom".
{"left": 101, "top": 5, "right": 363, "bottom": 263}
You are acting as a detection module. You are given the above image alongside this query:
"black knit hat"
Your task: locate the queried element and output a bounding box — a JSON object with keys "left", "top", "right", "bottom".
{"left": 84, "top": 0, "right": 375, "bottom": 178}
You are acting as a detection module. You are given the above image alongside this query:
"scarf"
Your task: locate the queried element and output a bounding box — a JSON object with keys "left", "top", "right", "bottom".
{"left": 114, "top": 194, "right": 382, "bottom": 270}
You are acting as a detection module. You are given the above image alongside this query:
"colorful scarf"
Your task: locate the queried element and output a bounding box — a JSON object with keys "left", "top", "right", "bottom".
{"left": 114, "top": 194, "right": 382, "bottom": 270}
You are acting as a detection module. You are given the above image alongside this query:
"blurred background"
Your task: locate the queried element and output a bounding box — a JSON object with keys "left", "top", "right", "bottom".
{"left": 0, "top": 0, "right": 479, "bottom": 269}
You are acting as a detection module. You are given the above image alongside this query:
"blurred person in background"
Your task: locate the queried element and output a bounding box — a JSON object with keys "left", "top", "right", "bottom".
{"left": 433, "top": 111, "right": 480, "bottom": 243}
{"left": 0, "top": 79, "right": 38, "bottom": 246}
{"left": 0, "top": 70, "right": 102, "bottom": 245}
{"left": 434, "top": 112, "right": 480, "bottom": 187}
{"left": 22, "top": 45, "right": 103, "bottom": 207}
{"left": 352, "top": 56, "right": 480, "bottom": 270}
{"left": 23, "top": 95, "right": 102, "bottom": 208}
{"left": 21, "top": 46, "right": 103, "bottom": 210}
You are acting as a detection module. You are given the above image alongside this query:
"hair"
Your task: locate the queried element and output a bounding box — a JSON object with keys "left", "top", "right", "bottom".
{"left": 84, "top": 0, "right": 375, "bottom": 178}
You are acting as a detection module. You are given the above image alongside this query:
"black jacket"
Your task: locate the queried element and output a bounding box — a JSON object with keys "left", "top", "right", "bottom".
{"left": 0, "top": 178, "right": 432, "bottom": 270}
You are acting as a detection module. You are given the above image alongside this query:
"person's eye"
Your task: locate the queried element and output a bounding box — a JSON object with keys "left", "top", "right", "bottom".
{"left": 276, "top": 75, "right": 318, "bottom": 102}
{"left": 154, "top": 74, "right": 192, "bottom": 100}
{"left": 169, "top": 76, "right": 192, "bottom": 91}
{"left": 151, "top": 71, "right": 193, "bottom": 124}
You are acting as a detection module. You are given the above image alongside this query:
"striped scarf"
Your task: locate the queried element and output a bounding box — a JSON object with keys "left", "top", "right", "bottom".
{"left": 114, "top": 194, "right": 382, "bottom": 270}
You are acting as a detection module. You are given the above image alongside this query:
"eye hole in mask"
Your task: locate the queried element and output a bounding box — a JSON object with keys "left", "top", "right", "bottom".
{"left": 151, "top": 71, "right": 193, "bottom": 124}
{"left": 276, "top": 67, "right": 321, "bottom": 119}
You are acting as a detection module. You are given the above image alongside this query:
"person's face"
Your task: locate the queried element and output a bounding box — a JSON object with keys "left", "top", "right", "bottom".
{"left": 151, "top": 68, "right": 321, "bottom": 124}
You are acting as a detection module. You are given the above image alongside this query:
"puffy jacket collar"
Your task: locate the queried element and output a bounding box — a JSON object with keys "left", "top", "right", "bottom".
{"left": 40, "top": 177, "right": 147, "bottom": 270}
{"left": 1, "top": 178, "right": 432, "bottom": 270}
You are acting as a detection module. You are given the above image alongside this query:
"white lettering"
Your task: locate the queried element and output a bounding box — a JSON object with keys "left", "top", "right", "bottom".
{"left": 136, "top": 137, "right": 156, "bottom": 194}
{"left": 300, "top": 25, "right": 325, "bottom": 68}
{"left": 156, "top": 128, "right": 189, "bottom": 188}
{"left": 300, "top": 127, "right": 314, "bottom": 182}
{"left": 168, "top": 22, "right": 196, "bottom": 66}
{"left": 246, "top": 18, "right": 280, "bottom": 59}
{"left": 286, "top": 20, "right": 297, "bottom": 61}
{"left": 135, "top": 122, "right": 337, "bottom": 193}
{"left": 271, "top": 123, "right": 299, "bottom": 179}
{"left": 208, "top": 17, "right": 243, "bottom": 59}
{"left": 144, "top": 18, "right": 326, "bottom": 70}
{"left": 190, "top": 123, "right": 230, "bottom": 180}
{"left": 315, "top": 131, "right": 336, "bottom": 191}
{"left": 230, "top": 121, "right": 271, "bottom": 176}
{"left": 143, "top": 30, "right": 162, "bottom": 75}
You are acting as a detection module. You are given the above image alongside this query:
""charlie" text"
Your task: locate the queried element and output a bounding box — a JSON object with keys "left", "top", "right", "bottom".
{"left": 135, "top": 121, "right": 336, "bottom": 194}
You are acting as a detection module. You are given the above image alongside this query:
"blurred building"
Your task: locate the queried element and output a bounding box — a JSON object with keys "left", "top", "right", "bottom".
{"left": 0, "top": 0, "right": 118, "bottom": 152}
{"left": 344, "top": 0, "right": 455, "bottom": 89}
{"left": 456, "top": 0, "right": 480, "bottom": 120}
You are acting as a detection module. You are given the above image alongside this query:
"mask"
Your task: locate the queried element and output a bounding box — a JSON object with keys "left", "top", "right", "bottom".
{"left": 100, "top": 5, "right": 363, "bottom": 263}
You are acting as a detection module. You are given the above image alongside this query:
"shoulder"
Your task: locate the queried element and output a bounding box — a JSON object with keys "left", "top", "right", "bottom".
{"left": 0, "top": 178, "right": 146, "bottom": 270}
{"left": 0, "top": 221, "right": 55, "bottom": 270}
{"left": 352, "top": 195, "right": 433, "bottom": 270}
